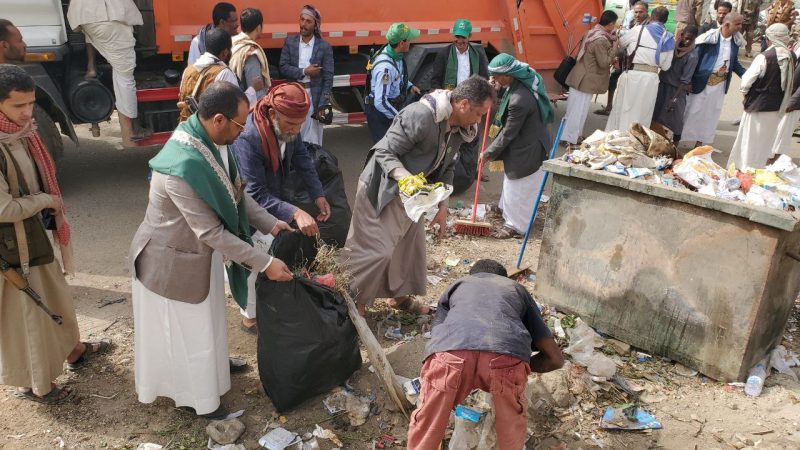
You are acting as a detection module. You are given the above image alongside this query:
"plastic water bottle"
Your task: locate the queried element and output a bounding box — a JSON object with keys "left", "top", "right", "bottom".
{"left": 744, "top": 357, "right": 769, "bottom": 397}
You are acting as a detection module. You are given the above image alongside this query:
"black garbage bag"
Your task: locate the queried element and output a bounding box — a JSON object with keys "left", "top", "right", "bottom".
{"left": 256, "top": 232, "right": 361, "bottom": 412}
{"left": 268, "top": 229, "right": 318, "bottom": 270}
{"left": 453, "top": 138, "right": 480, "bottom": 195}
{"left": 284, "top": 143, "right": 352, "bottom": 247}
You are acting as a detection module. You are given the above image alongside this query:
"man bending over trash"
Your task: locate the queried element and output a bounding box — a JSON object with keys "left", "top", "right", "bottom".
{"left": 407, "top": 259, "right": 564, "bottom": 450}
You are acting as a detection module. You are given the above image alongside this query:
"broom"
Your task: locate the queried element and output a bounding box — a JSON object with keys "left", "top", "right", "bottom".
{"left": 454, "top": 113, "right": 494, "bottom": 236}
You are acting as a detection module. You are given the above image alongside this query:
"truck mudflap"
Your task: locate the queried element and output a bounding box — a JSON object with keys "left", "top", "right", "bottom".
{"left": 18, "top": 63, "right": 78, "bottom": 144}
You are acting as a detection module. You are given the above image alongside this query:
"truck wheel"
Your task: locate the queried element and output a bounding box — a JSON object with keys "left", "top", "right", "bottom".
{"left": 33, "top": 105, "right": 64, "bottom": 162}
{"left": 331, "top": 87, "right": 365, "bottom": 113}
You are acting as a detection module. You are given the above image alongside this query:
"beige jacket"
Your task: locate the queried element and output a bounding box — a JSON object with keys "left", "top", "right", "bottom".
{"left": 129, "top": 171, "right": 278, "bottom": 303}
{"left": 565, "top": 37, "right": 616, "bottom": 95}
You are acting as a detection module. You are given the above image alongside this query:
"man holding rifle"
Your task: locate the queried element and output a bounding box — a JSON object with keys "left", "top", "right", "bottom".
{"left": 0, "top": 65, "right": 110, "bottom": 405}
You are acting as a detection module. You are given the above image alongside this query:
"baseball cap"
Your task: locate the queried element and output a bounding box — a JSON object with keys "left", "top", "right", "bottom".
{"left": 452, "top": 19, "right": 472, "bottom": 37}
{"left": 386, "top": 22, "right": 421, "bottom": 45}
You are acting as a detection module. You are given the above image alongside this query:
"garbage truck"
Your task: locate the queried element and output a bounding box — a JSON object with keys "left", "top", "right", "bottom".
{"left": 6, "top": 0, "right": 603, "bottom": 154}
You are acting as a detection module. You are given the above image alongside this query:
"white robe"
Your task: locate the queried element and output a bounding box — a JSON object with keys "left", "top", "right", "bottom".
{"left": 133, "top": 251, "right": 230, "bottom": 415}
{"left": 500, "top": 169, "right": 546, "bottom": 234}
{"left": 729, "top": 50, "right": 795, "bottom": 169}
{"left": 605, "top": 24, "right": 674, "bottom": 132}
{"left": 563, "top": 88, "right": 593, "bottom": 144}
{"left": 301, "top": 88, "right": 324, "bottom": 146}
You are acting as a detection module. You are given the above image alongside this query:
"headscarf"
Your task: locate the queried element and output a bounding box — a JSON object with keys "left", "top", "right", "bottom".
{"left": 253, "top": 82, "right": 310, "bottom": 172}
{"left": 644, "top": 22, "right": 676, "bottom": 65}
{"left": 488, "top": 53, "right": 554, "bottom": 132}
{"left": 0, "top": 111, "right": 74, "bottom": 273}
{"left": 577, "top": 24, "right": 616, "bottom": 61}
{"left": 765, "top": 23, "right": 795, "bottom": 104}
{"left": 300, "top": 5, "right": 322, "bottom": 37}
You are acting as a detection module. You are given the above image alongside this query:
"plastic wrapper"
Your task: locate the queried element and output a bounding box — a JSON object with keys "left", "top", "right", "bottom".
{"left": 626, "top": 168, "right": 652, "bottom": 178}
{"left": 754, "top": 169, "right": 786, "bottom": 187}
{"left": 588, "top": 153, "right": 617, "bottom": 170}
{"left": 401, "top": 184, "right": 453, "bottom": 222}
{"left": 583, "top": 129, "right": 607, "bottom": 145}
{"left": 765, "top": 154, "right": 798, "bottom": 173}
{"left": 604, "top": 164, "right": 627, "bottom": 175}
{"left": 745, "top": 185, "right": 785, "bottom": 209}
{"left": 773, "top": 184, "right": 800, "bottom": 208}
{"left": 673, "top": 152, "right": 726, "bottom": 190}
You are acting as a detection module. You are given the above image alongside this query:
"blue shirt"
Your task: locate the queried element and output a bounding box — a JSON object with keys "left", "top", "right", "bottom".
{"left": 369, "top": 51, "right": 413, "bottom": 119}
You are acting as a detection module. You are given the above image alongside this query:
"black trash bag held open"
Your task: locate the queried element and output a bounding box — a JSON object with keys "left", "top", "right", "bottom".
{"left": 256, "top": 231, "right": 361, "bottom": 412}
{"left": 283, "top": 143, "right": 352, "bottom": 247}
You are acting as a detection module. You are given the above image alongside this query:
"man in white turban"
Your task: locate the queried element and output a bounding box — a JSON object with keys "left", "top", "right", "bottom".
{"left": 729, "top": 23, "right": 798, "bottom": 169}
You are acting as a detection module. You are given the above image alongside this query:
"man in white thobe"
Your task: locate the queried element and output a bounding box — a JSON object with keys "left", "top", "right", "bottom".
{"left": 681, "top": 13, "right": 746, "bottom": 146}
{"left": 67, "top": 0, "right": 150, "bottom": 146}
{"left": 729, "top": 23, "right": 797, "bottom": 168}
{"left": 605, "top": 7, "right": 675, "bottom": 132}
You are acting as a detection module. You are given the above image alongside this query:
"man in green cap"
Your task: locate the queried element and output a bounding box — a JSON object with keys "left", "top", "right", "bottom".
{"left": 364, "top": 22, "right": 422, "bottom": 142}
{"left": 429, "top": 19, "right": 491, "bottom": 190}
{"left": 481, "top": 53, "right": 553, "bottom": 239}
{"left": 430, "top": 19, "right": 489, "bottom": 91}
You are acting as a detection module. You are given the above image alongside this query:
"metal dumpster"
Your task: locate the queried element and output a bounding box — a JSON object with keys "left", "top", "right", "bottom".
{"left": 535, "top": 160, "right": 800, "bottom": 381}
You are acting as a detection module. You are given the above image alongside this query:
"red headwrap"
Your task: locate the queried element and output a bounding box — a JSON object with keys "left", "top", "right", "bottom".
{"left": 253, "top": 82, "right": 310, "bottom": 173}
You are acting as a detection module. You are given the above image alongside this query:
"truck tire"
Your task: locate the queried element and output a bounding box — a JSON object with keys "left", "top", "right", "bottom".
{"left": 33, "top": 105, "right": 64, "bottom": 162}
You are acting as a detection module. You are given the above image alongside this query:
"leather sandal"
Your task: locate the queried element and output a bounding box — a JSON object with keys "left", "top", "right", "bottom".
{"left": 67, "top": 338, "right": 113, "bottom": 371}
{"left": 13, "top": 385, "right": 73, "bottom": 405}
{"left": 390, "top": 296, "right": 434, "bottom": 315}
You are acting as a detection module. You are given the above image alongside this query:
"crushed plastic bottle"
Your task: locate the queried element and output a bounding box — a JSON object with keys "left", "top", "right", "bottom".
{"left": 744, "top": 357, "right": 769, "bottom": 397}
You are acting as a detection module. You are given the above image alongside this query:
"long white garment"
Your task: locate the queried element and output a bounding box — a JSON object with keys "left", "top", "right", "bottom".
{"left": 681, "top": 82, "right": 726, "bottom": 144}
{"left": 773, "top": 110, "right": 800, "bottom": 157}
{"left": 499, "top": 169, "right": 546, "bottom": 234}
{"left": 298, "top": 36, "right": 314, "bottom": 83}
{"left": 67, "top": 0, "right": 143, "bottom": 29}
{"left": 79, "top": 21, "right": 138, "bottom": 118}
{"left": 239, "top": 231, "right": 274, "bottom": 319}
{"left": 301, "top": 88, "right": 324, "bottom": 145}
{"left": 605, "top": 71, "right": 660, "bottom": 131}
{"left": 729, "top": 111, "right": 784, "bottom": 168}
{"left": 563, "top": 88, "right": 592, "bottom": 144}
{"left": 456, "top": 49, "right": 471, "bottom": 85}
{"left": 133, "top": 251, "right": 230, "bottom": 415}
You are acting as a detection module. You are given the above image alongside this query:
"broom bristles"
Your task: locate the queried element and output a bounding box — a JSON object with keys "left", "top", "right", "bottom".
{"left": 453, "top": 219, "right": 493, "bottom": 236}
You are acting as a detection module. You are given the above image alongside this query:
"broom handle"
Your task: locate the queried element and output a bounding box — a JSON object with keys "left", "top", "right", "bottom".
{"left": 515, "top": 117, "right": 566, "bottom": 269}
{"left": 470, "top": 113, "right": 492, "bottom": 224}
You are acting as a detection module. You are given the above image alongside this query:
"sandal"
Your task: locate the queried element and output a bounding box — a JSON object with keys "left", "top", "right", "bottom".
{"left": 389, "top": 296, "right": 434, "bottom": 315}
{"left": 13, "top": 385, "right": 73, "bottom": 405}
{"left": 67, "top": 338, "right": 113, "bottom": 370}
{"left": 493, "top": 226, "right": 521, "bottom": 240}
{"left": 594, "top": 108, "right": 610, "bottom": 116}
{"left": 178, "top": 404, "right": 229, "bottom": 419}
{"left": 240, "top": 322, "right": 258, "bottom": 335}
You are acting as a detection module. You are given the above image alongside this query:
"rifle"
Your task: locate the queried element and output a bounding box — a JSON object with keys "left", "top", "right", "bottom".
{"left": 0, "top": 257, "right": 63, "bottom": 324}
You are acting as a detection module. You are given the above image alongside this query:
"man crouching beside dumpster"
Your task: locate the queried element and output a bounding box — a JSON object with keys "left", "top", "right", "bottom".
{"left": 407, "top": 259, "right": 564, "bottom": 450}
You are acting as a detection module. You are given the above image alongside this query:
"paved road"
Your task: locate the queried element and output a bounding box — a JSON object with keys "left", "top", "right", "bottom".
{"left": 58, "top": 73, "right": 798, "bottom": 282}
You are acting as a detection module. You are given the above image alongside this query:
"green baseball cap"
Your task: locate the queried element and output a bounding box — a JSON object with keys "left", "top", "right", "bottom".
{"left": 386, "top": 22, "right": 421, "bottom": 45}
{"left": 452, "top": 19, "right": 472, "bottom": 37}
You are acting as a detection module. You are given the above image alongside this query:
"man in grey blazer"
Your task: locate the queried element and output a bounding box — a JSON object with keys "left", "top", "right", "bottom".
{"left": 130, "top": 82, "right": 293, "bottom": 419}
{"left": 343, "top": 76, "right": 495, "bottom": 316}
{"left": 279, "top": 5, "right": 334, "bottom": 146}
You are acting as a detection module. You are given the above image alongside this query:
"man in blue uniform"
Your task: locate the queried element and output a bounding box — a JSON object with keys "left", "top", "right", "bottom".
{"left": 365, "top": 22, "right": 422, "bottom": 142}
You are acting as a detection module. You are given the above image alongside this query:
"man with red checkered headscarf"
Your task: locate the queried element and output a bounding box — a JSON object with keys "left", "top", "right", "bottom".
{"left": 230, "top": 82, "right": 333, "bottom": 333}
{"left": 0, "top": 64, "right": 112, "bottom": 405}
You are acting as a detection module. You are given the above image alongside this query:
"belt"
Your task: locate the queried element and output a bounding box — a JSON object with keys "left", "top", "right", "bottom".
{"left": 631, "top": 64, "right": 658, "bottom": 73}
{"left": 707, "top": 72, "right": 727, "bottom": 86}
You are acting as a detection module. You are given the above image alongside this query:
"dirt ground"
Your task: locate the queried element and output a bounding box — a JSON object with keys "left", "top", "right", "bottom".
{"left": 1, "top": 197, "right": 798, "bottom": 449}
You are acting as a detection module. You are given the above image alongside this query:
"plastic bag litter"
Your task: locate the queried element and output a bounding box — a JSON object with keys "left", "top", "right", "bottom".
{"left": 600, "top": 404, "right": 662, "bottom": 430}
{"left": 401, "top": 184, "right": 453, "bottom": 222}
{"left": 565, "top": 321, "right": 600, "bottom": 366}
{"left": 587, "top": 353, "right": 617, "bottom": 378}
{"left": 588, "top": 154, "right": 617, "bottom": 170}
{"left": 745, "top": 185, "right": 785, "bottom": 209}
{"left": 583, "top": 129, "right": 608, "bottom": 145}
{"left": 765, "top": 154, "right": 798, "bottom": 173}
{"left": 769, "top": 345, "right": 800, "bottom": 381}
{"left": 673, "top": 152, "right": 726, "bottom": 190}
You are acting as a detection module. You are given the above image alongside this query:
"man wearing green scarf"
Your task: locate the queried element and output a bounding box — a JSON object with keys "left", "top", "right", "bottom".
{"left": 482, "top": 53, "right": 553, "bottom": 239}
{"left": 364, "top": 22, "right": 422, "bottom": 142}
{"left": 130, "top": 82, "right": 293, "bottom": 419}
{"left": 430, "top": 19, "right": 489, "bottom": 91}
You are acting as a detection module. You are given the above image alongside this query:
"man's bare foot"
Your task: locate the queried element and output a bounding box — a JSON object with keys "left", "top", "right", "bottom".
{"left": 241, "top": 318, "right": 257, "bottom": 335}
